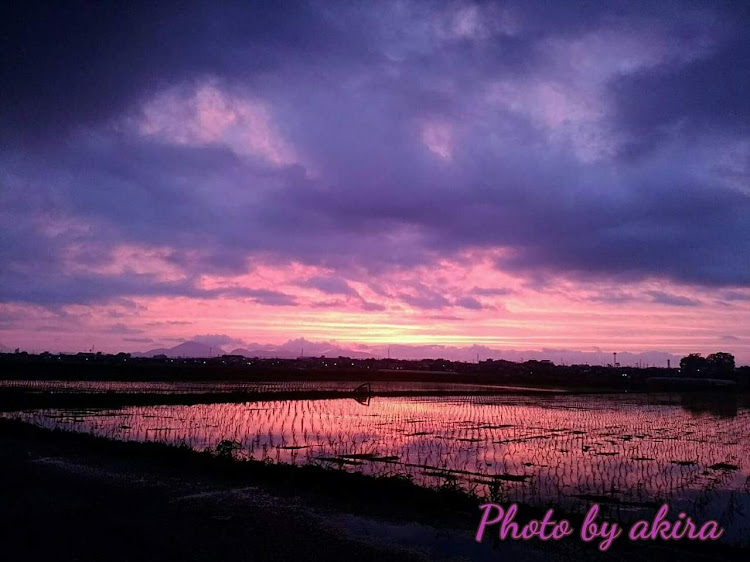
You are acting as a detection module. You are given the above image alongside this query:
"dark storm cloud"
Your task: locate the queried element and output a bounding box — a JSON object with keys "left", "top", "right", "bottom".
{"left": 646, "top": 291, "right": 701, "bottom": 307}
{"left": 1, "top": 0, "right": 749, "bottom": 308}
{"left": 300, "top": 276, "right": 359, "bottom": 296}
{"left": 719, "top": 291, "right": 750, "bottom": 302}
{"left": 0, "top": 0, "right": 361, "bottom": 145}
{"left": 398, "top": 282, "right": 452, "bottom": 309}
{"left": 0, "top": 265, "right": 296, "bottom": 307}
{"left": 610, "top": 31, "right": 750, "bottom": 158}
{"left": 455, "top": 296, "right": 483, "bottom": 310}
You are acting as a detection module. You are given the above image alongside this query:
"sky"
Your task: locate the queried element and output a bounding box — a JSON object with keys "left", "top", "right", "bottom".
{"left": 1, "top": 1, "right": 749, "bottom": 363}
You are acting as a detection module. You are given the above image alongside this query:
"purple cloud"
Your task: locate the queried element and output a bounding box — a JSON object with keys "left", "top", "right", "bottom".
{"left": 1, "top": 0, "right": 748, "bottom": 312}
{"left": 455, "top": 296, "right": 483, "bottom": 310}
{"left": 646, "top": 291, "right": 702, "bottom": 307}
{"left": 300, "top": 276, "right": 358, "bottom": 296}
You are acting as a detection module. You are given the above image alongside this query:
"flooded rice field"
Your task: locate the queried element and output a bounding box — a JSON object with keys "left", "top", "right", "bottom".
{"left": 5, "top": 392, "right": 750, "bottom": 544}
{"left": 0, "top": 379, "right": 547, "bottom": 395}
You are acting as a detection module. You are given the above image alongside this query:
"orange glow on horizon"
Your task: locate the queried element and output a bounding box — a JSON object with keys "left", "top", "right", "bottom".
{"left": 2, "top": 248, "right": 748, "bottom": 362}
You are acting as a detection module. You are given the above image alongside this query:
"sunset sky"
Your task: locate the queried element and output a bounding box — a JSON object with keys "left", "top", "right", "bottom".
{"left": 1, "top": 1, "right": 749, "bottom": 363}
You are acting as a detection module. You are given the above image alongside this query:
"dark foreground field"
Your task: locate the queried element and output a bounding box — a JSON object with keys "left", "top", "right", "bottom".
{"left": 0, "top": 419, "right": 746, "bottom": 561}
{"left": 0, "top": 419, "right": 434, "bottom": 562}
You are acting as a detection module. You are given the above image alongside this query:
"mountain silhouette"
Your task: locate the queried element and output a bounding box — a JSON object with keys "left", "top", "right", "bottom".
{"left": 133, "top": 341, "right": 224, "bottom": 358}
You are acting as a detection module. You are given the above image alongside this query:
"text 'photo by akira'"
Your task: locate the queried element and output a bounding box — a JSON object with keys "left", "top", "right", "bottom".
{"left": 1, "top": 1, "right": 749, "bottom": 561}
{"left": 476, "top": 503, "right": 725, "bottom": 552}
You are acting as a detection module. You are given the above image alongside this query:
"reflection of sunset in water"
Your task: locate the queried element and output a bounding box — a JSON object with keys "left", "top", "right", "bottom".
{"left": 7, "top": 394, "right": 750, "bottom": 543}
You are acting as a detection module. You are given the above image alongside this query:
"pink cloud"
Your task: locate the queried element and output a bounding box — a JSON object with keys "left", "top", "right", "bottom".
{"left": 137, "top": 81, "right": 297, "bottom": 166}
{"left": 2, "top": 251, "right": 749, "bottom": 362}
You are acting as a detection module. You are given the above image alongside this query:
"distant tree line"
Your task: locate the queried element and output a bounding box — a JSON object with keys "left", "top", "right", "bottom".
{"left": 679, "top": 352, "right": 735, "bottom": 379}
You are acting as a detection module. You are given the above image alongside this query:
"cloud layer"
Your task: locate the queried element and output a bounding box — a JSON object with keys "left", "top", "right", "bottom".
{"left": 1, "top": 1, "right": 748, "bottom": 359}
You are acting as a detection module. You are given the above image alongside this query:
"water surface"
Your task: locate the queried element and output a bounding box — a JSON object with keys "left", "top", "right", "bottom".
{"left": 6, "top": 393, "right": 749, "bottom": 544}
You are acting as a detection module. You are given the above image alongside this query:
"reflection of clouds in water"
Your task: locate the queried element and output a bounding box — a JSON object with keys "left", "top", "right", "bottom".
{"left": 7, "top": 393, "right": 750, "bottom": 543}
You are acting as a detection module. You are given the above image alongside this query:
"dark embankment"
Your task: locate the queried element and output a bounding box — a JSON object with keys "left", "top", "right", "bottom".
{"left": 5, "top": 351, "right": 749, "bottom": 396}
{"left": 0, "top": 353, "right": 691, "bottom": 391}
{"left": 0, "top": 418, "right": 430, "bottom": 562}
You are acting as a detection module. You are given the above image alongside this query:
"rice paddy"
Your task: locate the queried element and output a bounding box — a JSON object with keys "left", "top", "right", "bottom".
{"left": 4, "top": 392, "right": 749, "bottom": 544}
